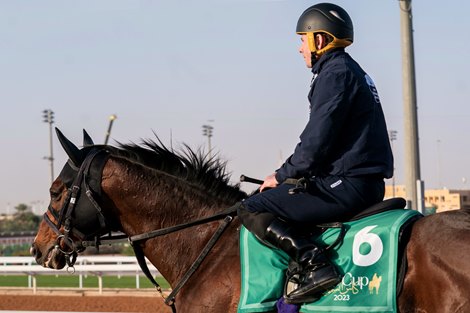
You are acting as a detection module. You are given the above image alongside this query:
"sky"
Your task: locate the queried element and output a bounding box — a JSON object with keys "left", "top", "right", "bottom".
{"left": 0, "top": 0, "right": 469, "bottom": 215}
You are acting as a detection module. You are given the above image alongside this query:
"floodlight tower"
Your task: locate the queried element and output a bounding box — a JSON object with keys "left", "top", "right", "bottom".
{"left": 202, "top": 124, "right": 214, "bottom": 159}
{"left": 42, "top": 109, "right": 55, "bottom": 183}
{"left": 104, "top": 114, "right": 117, "bottom": 145}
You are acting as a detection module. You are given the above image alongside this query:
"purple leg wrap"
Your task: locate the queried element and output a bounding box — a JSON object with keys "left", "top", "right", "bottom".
{"left": 275, "top": 297, "right": 300, "bottom": 313}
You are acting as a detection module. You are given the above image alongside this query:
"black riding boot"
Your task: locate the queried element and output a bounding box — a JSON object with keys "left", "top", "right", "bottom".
{"left": 264, "top": 219, "right": 341, "bottom": 304}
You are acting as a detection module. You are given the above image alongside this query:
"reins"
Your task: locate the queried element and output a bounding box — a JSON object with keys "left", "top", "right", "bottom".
{"left": 80, "top": 206, "right": 237, "bottom": 313}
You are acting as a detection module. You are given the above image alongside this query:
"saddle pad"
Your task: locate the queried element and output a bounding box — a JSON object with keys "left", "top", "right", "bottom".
{"left": 238, "top": 209, "right": 421, "bottom": 313}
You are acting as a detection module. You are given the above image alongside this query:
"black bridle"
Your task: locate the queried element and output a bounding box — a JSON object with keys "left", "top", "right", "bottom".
{"left": 42, "top": 148, "right": 237, "bottom": 313}
{"left": 43, "top": 149, "right": 108, "bottom": 270}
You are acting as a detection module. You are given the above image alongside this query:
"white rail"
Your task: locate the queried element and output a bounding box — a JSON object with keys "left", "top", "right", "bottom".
{"left": 0, "top": 256, "right": 160, "bottom": 294}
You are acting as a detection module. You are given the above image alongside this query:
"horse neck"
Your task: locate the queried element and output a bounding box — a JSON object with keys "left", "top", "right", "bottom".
{"left": 100, "top": 156, "right": 239, "bottom": 285}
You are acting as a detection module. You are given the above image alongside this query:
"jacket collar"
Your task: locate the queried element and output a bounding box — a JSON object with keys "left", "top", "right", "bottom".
{"left": 311, "top": 48, "right": 346, "bottom": 74}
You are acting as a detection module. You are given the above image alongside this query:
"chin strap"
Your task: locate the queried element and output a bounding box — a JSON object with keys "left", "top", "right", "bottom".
{"left": 306, "top": 32, "right": 351, "bottom": 65}
{"left": 314, "top": 38, "right": 351, "bottom": 57}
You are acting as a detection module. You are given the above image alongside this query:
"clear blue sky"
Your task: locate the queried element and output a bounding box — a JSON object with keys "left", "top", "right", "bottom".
{"left": 1, "top": 0, "right": 469, "bottom": 214}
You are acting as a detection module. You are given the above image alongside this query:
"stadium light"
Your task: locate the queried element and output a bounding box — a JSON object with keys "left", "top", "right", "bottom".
{"left": 42, "top": 109, "right": 55, "bottom": 183}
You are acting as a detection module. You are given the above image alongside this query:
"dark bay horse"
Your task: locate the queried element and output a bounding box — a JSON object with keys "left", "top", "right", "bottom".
{"left": 31, "top": 129, "right": 470, "bottom": 313}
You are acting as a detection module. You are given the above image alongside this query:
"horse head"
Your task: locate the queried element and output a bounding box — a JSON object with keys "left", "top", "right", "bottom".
{"left": 31, "top": 128, "right": 112, "bottom": 270}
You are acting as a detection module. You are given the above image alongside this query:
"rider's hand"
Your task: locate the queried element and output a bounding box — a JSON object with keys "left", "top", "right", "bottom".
{"left": 260, "top": 173, "right": 279, "bottom": 192}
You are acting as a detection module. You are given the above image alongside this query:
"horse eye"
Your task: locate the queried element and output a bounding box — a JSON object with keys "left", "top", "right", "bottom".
{"left": 50, "top": 190, "right": 61, "bottom": 200}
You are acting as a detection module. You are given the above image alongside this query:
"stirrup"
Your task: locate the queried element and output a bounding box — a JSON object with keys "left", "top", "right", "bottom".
{"left": 284, "top": 263, "right": 341, "bottom": 304}
{"left": 284, "top": 260, "right": 302, "bottom": 298}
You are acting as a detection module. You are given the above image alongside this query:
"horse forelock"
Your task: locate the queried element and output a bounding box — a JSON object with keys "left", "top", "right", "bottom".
{"left": 111, "top": 138, "right": 247, "bottom": 204}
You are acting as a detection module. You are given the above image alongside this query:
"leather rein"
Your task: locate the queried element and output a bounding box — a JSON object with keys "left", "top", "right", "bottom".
{"left": 42, "top": 149, "right": 237, "bottom": 313}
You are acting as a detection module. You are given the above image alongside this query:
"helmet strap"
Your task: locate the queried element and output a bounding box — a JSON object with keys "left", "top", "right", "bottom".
{"left": 303, "top": 32, "right": 351, "bottom": 66}
{"left": 306, "top": 33, "right": 319, "bottom": 66}
{"left": 306, "top": 33, "right": 316, "bottom": 54}
{"left": 315, "top": 38, "right": 351, "bottom": 57}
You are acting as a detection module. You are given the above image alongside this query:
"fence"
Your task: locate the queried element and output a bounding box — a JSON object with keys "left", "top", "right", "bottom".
{"left": 0, "top": 255, "right": 160, "bottom": 294}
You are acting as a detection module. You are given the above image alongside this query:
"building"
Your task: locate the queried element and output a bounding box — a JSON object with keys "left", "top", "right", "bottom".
{"left": 385, "top": 185, "right": 470, "bottom": 213}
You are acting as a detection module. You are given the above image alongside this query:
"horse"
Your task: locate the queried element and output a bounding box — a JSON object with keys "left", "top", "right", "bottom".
{"left": 30, "top": 129, "right": 470, "bottom": 313}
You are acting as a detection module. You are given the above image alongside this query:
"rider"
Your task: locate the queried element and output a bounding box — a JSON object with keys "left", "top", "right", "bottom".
{"left": 238, "top": 2, "right": 393, "bottom": 305}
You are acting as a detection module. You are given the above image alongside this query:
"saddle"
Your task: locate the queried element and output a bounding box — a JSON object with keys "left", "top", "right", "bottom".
{"left": 287, "top": 197, "right": 410, "bottom": 241}
{"left": 350, "top": 197, "right": 407, "bottom": 221}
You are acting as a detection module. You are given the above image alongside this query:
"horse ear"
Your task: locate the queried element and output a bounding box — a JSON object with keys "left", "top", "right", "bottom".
{"left": 55, "top": 128, "right": 84, "bottom": 166}
{"left": 82, "top": 129, "right": 94, "bottom": 147}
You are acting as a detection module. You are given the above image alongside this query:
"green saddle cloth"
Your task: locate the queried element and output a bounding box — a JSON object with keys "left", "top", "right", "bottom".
{"left": 238, "top": 209, "right": 421, "bottom": 313}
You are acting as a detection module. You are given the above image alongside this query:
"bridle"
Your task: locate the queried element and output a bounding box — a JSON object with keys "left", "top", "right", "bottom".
{"left": 43, "top": 149, "right": 109, "bottom": 270}
{"left": 42, "top": 147, "right": 237, "bottom": 313}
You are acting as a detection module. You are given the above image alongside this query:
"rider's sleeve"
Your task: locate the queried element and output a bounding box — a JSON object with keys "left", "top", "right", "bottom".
{"left": 275, "top": 71, "right": 354, "bottom": 183}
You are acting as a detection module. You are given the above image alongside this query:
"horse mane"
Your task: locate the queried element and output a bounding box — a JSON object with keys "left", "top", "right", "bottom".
{"left": 110, "top": 137, "right": 247, "bottom": 204}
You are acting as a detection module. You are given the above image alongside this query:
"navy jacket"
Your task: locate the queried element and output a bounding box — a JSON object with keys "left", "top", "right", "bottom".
{"left": 275, "top": 50, "right": 393, "bottom": 183}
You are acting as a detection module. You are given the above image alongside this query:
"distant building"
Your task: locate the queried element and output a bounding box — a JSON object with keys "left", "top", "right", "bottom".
{"left": 0, "top": 214, "right": 14, "bottom": 221}
{"left": 385, "top": 185, "right": 470, "bottom": 213}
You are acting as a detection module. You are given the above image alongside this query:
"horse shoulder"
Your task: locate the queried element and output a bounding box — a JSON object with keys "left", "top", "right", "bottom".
{"left": 175, "top": 222, "right": 241, "bottom": 313}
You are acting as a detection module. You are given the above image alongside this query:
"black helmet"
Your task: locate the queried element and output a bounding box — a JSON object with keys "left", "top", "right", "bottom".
{"left": 296, "top": 3, "right": 353, "bottom": 56}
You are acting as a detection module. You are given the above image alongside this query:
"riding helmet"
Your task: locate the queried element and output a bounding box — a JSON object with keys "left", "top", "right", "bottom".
{"left": 296, "top": 3, "right": 354, "bottom": 57}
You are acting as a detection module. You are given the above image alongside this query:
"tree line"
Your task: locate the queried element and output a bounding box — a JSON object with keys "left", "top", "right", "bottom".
{"left": 0, "top": 204, "right": 134, "bottom": 256}
{"left": 0, "top": 204, "right": 41, "bottom": 232}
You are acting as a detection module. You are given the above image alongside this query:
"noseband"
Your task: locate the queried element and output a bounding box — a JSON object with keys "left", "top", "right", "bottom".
{"left": 43, "top": 149, "right": 110, "bottom": 270}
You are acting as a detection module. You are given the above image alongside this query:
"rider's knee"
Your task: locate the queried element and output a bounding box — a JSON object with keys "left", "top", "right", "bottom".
{"left": 238, "top": 202, "right": 276, "bottom": 240}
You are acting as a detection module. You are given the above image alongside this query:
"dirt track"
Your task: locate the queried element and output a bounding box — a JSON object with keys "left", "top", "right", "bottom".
{"left": 0, "top": 289, "right": 172, "bottom": 312}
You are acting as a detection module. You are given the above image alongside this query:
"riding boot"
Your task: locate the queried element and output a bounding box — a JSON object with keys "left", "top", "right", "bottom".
{"left": 264, "top": 218, "right": 342, "bottom": 304}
